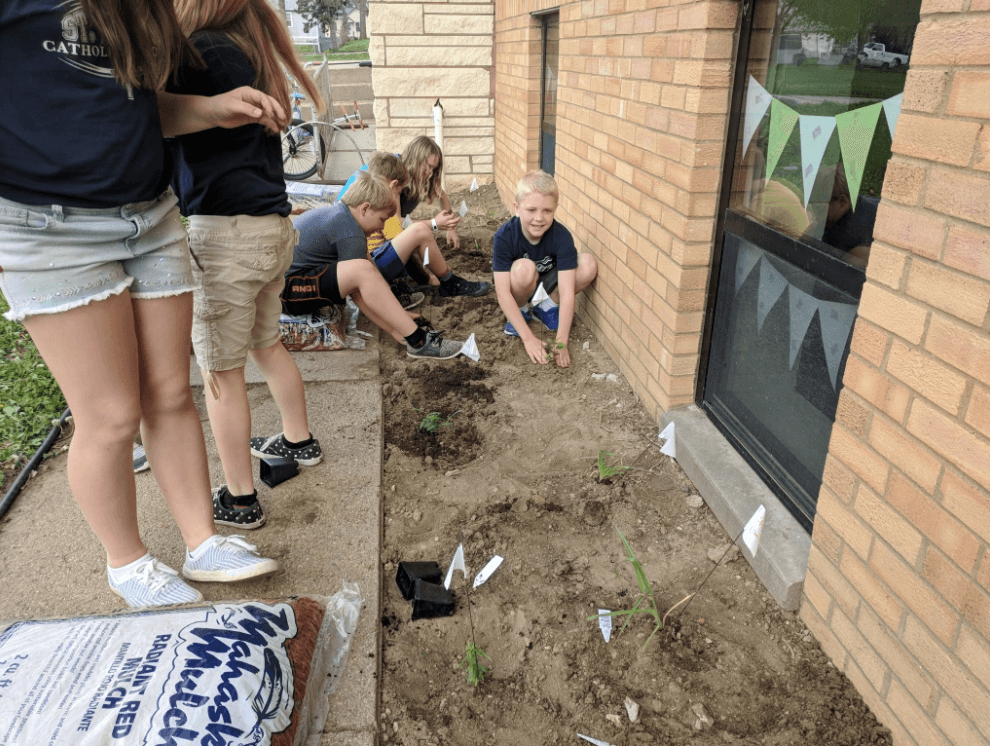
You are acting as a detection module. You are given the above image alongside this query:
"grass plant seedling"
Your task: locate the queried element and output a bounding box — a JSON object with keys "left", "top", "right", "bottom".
{"left": 588, "top": 527, "right": 662, "bottom": 649}
{"left": 596, "top": 447, "right": 630, "bottom": 480}
{"left": 415, "top": 408, "right": 459, "bottom": 433}
{"left": 460, "top": 641, "right": 491, "bottom": 686}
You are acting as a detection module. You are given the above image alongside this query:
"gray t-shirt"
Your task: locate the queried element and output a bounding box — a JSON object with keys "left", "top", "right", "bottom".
{"left": 287, "top": 202, "right": 367, "bottom": 277}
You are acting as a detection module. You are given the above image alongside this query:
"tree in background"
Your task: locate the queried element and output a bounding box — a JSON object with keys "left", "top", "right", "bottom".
{"left": 357, "top": 0, "right": 368, "bottom": 39}
{"left": 297, "top": 0, "right": 345, "bottom": 51}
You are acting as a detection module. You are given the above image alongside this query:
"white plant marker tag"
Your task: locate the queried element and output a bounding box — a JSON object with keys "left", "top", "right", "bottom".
{"left": 459, "top": 200, "right": 468, "bottom": 218}
{"left": 577, "top": 734, "right": 614, "bottom": 746}
{"left": 460, "top": 333, "right": 480, "bottom": 362}
{"left": 423, "top": 246, "right": 430, "bottom": 266}
{"left": 470, "top": 178, "right": 479, "bottom": 192}
{"left": 597, "top": 609, "right": 612, "bottom": 642}
{"left": 658, "top": 421, "right": 676, "bottom": 458}
{"left": 742, "top": 505, "right": 766, "bottom": 557}
{"left": 401, "top": 214, "right": 412, "bottom": 230}
{"left": 531, "top": 282, "right": 550, "bottom": 304}
{"left": 472, "top": 555, "right": 503, "bottom": 588}
{"left": 444, "top": 543, "right": 466, "bottom": 590}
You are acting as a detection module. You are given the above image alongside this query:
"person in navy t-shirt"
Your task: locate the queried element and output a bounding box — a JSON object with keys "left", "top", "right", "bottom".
{"left": 492, "top": 171, "right": 598, "bottom": 368}
{"left": 0, "top": 0, "right": 287, "bottom": 609}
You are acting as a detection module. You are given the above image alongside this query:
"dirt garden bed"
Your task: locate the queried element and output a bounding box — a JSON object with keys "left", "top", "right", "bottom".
{"left": 375, "top": 185, "right": 892, "bottom": 746}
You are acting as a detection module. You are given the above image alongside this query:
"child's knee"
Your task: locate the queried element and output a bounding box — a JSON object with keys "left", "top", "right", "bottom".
{"left": 578, "top": 253, "right": 599, "bottom": 279}
{"left": 510, "top": 258, "right": 538, "bottom": 284}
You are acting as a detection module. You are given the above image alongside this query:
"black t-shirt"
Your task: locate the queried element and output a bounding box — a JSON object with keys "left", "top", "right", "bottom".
{"left": 492, "top": 217, "right": 578, "bottom": 274}
{"left": 0, "top": 0, "right": 169, "bottom": 207}
{"left": 822, "top": 196, "right": 879, "bottom": 252}
{"left": 167, "top": 33, "right": 290, "bottom": 217}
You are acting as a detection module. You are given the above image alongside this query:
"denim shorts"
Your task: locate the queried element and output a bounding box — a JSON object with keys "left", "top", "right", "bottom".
{"left": 186, "top": 213, "right": 297, "bottom": 371}
{"left": 0, "top": 191, "right": 194, "bottom": 322}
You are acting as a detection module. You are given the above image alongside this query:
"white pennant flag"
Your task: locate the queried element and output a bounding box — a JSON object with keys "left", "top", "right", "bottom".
{"left": 742, "top": 505, "right": 766, "bottom": 556}
{"left": 444, "top": 544, "right": 466, "bottom": 590}
{"left": 658, "top": 422, "right": 676, "bottom": 458}
{"left": 798, "top": 115, "right": 837, "bottom": 208}
{"left": 423, "top": 246, "right": 430, "bottom": 266}
{"left": 788, "top": 285, "right": 819, "bottom": 369}
{"left": 597, "top": 609, "right": 613, "bottom": 642}
{"left": 459, "top": 200, "right": 468, "bottom": 218}
{"left": 818, "top": 300, "right": 858, "bottom": 388}
{"left": 742, "top": 75, "right": 773, "bottom": 157}
{"left": 460, "top": 332, "right": 480, "bottom": 362}
{"left": 735, "top": 244, "right": 761, "bottom": 293}
{"left": 756, "top": 258, "right": 788, "bottom": 333}
{"left": 472, "top": 555, "right": 503, "bottom": 588}
{"left": 531, "top": 282, "right": 550, "bottom": 304}
{"left": 469, "top": 178, "right": 479, "bottom": 192}
{"left": 883, "top": 93, "right": 903, "bottom": 139}
{"left": 401, "top": 214, "right": 412, "bottom": 230}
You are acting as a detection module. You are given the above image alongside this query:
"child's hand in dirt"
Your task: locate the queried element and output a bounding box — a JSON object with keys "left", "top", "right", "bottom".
{"left": 446, "top": 228, "right": 460, "bottom": 249}
{"left": 553, "top": 344, "right": 571, "bottom": 368}
{"left": 523, "top": 336, "right": 548, "bottom": 365}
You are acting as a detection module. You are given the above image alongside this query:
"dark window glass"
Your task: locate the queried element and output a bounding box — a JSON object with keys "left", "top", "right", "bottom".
{"left": 539, "top": 14, "right": 559, "bottom": 175}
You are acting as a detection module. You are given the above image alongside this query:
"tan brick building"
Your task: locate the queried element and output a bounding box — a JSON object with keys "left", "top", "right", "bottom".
{"left": 374, "top": 0, "right": 990, "bottom": 742}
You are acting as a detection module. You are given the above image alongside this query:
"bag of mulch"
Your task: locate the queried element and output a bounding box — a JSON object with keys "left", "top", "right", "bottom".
{"left": 279, "top": 306, "right": 352, "bottom": 351}
{"left": 0, "top": 585, "right": 361, "bottom": 746}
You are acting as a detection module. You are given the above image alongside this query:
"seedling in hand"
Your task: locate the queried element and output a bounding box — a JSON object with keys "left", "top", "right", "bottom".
{"left": 460, "top": 641, "right": 491, "bottom": 686}
{"left": 545, "top": 340, "right": 567, "bottom": 363}
{"left": 587, "top": 527, "right": 662, "bottom": 649}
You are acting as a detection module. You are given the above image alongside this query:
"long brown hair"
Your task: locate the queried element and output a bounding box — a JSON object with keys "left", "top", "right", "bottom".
{"left": 401, "top": 136, "right": 444, "bottom": 205}
{"left": 172, "top": 0, "right": 322, "bottom": 113}
{"left": 80, "top": 0, "right": 199, "bottom": 90}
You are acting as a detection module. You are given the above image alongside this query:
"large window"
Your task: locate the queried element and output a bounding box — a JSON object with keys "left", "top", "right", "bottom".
{"left": 538, "top": 13, "right": 559, "bottom": 175}
{"left": 700, "top": 0, "right": 921, "bottom": 529}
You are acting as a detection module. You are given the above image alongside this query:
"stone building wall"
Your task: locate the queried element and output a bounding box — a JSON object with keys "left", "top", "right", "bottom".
{"left": 368, "top": 0, "right": 495, "bottom": 188}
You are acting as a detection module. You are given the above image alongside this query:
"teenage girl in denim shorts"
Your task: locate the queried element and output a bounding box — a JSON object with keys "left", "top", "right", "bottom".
{"left": 0, "top": 0, "right": 288, "bottom": 608}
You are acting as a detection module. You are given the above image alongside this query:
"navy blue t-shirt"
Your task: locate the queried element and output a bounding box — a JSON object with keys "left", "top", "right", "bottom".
{"left": 287, "top": 203, "right": 367, "bottom": 277}
{"left": 492, "top": 216, "right": 578, "bottom": 274}
{"left": 168, "top": 33, "right": 290, "bottom": 217}
{"left": 0, "top": 0, "right": 168, "bottom": 207}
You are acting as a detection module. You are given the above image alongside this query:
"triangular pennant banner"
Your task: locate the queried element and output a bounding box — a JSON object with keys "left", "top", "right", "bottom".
{"left": 835, "top": 102, "right": 883, "bottom": 208}
{"left": 883, "top": 93, "right": 903, "bottom": 140}
{"left": 460, "top": 332, "right": 480, "bottom": 362}
{"left": 818, "top": 300, "right": 858, "bottom": 389}
{"left": 658, "top": 422, "right": 676, "bottom": 458}
{"left": 756, "top": 258, "right": 788, "bottom": 333}
{"left": 742, "top": 75, "right": 773, "bottom": 157}
{"left": 735, "top": 244, "right": 762, "bottom": 293}
{"left": 798, "top": 115, "right": 837, "bottom": 208}
{"left": 742, "top": 505, "right": 766, "bottom": 556}
{"left": 788, "top": 285, "right": 819, "bottom": 369}
{"left": 766, "top": 98, "right": 800, "bottom": 182}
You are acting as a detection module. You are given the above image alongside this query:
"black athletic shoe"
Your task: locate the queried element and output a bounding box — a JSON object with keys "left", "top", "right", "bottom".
{"left": 438, "top": 275, "right": 492, "bottom": 298}
{"left": 391, "top": 283, "right": 426, "bottom": 310}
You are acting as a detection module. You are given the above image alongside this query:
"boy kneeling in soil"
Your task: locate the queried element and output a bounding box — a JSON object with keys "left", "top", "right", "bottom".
{"left": 493, "top": 171, "right": 598, "bottom": 368}
{"left": 341, "top": 152, "right": 492, "bottom": 299}
{"left": 283, "top": 172, "right": 465, "bottom": 360}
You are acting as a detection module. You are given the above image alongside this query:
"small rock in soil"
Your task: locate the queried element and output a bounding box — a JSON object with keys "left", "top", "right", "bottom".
{"left": 605, "top": 713, "right": 622, "bottom": 727}
{"left": 691, "top": 703, "right": 713, "bottom": 731}
{"left": 624, "top": 696, "right": 640, "bottom": 722}
{"left": 686, "top": 494, "right": 704, "bottom": 509}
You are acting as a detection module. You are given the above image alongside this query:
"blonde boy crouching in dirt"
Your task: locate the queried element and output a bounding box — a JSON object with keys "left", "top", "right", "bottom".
{"left": 492, "top": 171, "right": 598, "bottom": 368}
{"left": 283, "top": 171, "right": 466, "bottom": 360}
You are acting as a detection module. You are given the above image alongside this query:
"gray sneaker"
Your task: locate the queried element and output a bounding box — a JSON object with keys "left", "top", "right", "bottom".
{"left": 183, "top": 535, "right": 279, "bottom": 583}
{"left": 108, "top": 555, "right": 203, "bottom": 608}
{"left": 407, "top": 330, "right": 464, "bottom": 360}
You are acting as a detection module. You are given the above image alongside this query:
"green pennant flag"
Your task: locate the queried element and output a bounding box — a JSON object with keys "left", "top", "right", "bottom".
{"left": 766, "top": 98, "right": 800, "bottom": 183}
{"left": 834, "top": 102, "right": 883, "bottom": 208}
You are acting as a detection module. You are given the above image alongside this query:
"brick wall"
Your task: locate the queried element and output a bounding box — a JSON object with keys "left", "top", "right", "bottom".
{"left": 802, "top": 3, "right": 990, "bottom": 744}
{"left": 369, "top": 0, "right": 495, "bottom": 188}
{"left": 494, "top": 0, "right": 738, "bottom": 416}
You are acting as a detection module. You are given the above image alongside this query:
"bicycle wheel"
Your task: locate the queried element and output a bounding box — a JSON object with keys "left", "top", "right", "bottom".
{"left": 282, "top": 128, "right": 319, "bottom": 181}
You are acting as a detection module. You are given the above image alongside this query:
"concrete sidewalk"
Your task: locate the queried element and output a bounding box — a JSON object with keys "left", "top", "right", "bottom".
{"left": 0, "top": 343, "right": 384, "bottom": 746}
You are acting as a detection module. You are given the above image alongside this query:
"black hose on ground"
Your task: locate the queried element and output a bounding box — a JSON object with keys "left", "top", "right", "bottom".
{"left": 0, "top": 407, "right": 71, "bottom": 521}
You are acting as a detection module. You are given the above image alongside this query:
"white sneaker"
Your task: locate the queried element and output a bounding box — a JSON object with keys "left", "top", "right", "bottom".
{"left": 183, "top": 535, "right": 279, "bottom": 583}
{"left": 108, "top": 554, "right": 203, "bottom": 608}
{"left": 133, "top": 443, "right": 150, "bottom": 473}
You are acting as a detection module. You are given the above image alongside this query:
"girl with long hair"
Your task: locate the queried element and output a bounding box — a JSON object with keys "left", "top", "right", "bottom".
{"left": 400, "top": 135, "right": 464, "bottom": 251}
{"left": 0, "top": 0, "right": 287, "bottom": 608}
{"left": 167, "top": 0, "right": 325, "bottom": 530}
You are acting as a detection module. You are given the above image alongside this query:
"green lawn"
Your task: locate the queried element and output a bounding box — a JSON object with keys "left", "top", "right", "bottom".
{"left": 768, "top": 63, "right": 907, "bottom": 100}
{"left": 296, "top": 38, "right": 370, "bottom": 63}
{"left": 0, "top": 295, "right": 66, "bottom": 487}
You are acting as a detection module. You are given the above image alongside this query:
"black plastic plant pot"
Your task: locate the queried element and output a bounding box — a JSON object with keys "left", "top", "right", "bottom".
{"left": 260, "top": 457, "right": 298, "bottom": 488}
{"left": 410, "top": 579, "right": 456, "bottom": 620}
{"left": 396, "top": 561, "right": 443, "bottom": 600}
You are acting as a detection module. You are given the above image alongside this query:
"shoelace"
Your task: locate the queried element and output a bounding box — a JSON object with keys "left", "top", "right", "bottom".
{"left": 134, "top": 558, "right": 178, "bottom": 592}
{"left": 211, "top": 535, "right": 260, "bottom": 557}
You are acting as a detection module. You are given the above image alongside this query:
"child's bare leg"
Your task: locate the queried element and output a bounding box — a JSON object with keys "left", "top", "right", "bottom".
{"left": 549, "top": 253, "right": 598, "bottom": 302}
{"left": 337, "top": 260, "right": 418, "bottom": 340}
{"left": 249, "top": 341, "right": 310, "bottom": 443}
{"left": 201, "top": 366, "right": 254, "bottom": 496}
{"left": 391, "top": 222, "right": 451, "bottom": 278}
{"left": 509, "top": 258, "right": 539, "bottom": 306}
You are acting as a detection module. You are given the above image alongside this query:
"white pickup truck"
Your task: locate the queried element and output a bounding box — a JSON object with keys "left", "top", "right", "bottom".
{"left": 857, "top": 42, "right": 909, "bottom": 69}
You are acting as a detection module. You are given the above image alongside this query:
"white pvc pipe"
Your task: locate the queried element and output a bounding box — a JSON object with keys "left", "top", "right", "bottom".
{"left": 433, "top": 99, "right": 446, "bottom": 191}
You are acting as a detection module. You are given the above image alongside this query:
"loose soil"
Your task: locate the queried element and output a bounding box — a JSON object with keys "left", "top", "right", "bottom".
{"left": 376, "top": 185, "right": 892, "bottom": 746}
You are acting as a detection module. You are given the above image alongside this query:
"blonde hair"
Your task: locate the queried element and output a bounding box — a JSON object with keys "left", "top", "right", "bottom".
{"left": 401, "top": 135, "right": 444, "bottom": 205}
{"left": 172, "top": 0, "right": 322, "bottom": 113}
{"left": 515, "top": 171, "right": 559, "bottom": 204}
{"left": 340, "top": 172, "right": 397, "bottom": 212}
{"left": 366, "top": 152, "right": 409, "bottom": 189}
{"left": 80, "top": 0, "right": 199, "bottom": 90}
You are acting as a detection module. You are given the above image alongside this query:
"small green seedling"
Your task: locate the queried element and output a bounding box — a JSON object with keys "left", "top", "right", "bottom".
{"left": 460, "top": 641, "right": 491, "bottom": 686}
{"left": 597, "top": 447, "right": 630, "bottom": 480}
{"left": 587, "top": 527, "right": 663, "bottom": 649}
{"left": 415, "top": 408, "right": 458, "bottom": 433}
{"left": 545, "top": 341, "right": 567, "bottom": 363}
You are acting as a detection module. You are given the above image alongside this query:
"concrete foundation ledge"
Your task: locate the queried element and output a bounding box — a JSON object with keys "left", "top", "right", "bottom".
{"left": 661, "top": 405, "right": 811, "bottom": 610}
